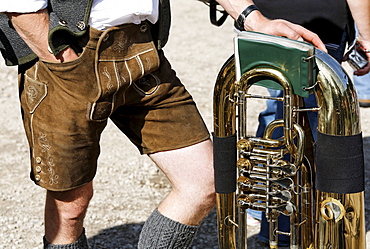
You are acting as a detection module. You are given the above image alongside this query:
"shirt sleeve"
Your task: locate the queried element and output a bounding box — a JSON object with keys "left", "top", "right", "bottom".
{"left": 0, "top": 0, "right": 48, "bottom": 13}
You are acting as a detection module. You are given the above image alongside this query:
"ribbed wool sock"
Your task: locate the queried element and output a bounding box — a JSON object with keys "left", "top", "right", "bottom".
{"left": 43, "top": 229, "right": 89, "bottom": 249}
{"left": 138, "top": 208, "right": 199, "bottom": 249}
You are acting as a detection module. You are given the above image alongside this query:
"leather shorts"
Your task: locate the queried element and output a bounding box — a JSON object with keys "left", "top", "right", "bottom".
{"left": 19, "top": 22, "right": 209, "bottom": 191}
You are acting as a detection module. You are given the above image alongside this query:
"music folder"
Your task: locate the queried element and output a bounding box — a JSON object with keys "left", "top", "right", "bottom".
{"left": 234, "top": 31, "right": 316, "bottom": 98}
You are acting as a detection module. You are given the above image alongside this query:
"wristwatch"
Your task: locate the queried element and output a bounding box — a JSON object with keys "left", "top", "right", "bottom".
{"left": 234, "top": 5, "right": 259, "bottom": 31}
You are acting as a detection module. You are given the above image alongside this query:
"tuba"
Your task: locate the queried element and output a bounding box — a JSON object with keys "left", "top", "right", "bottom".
{"left": 212, "top": 32, "right": 366, "bottom": 249}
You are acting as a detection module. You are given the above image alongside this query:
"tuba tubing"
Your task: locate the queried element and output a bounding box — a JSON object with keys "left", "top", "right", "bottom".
{"left": 213, "top": 49, "right": 366, "bottom": 248}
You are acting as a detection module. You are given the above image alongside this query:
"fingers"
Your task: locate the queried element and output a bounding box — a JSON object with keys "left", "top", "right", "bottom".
{"left": 354, "top": 62, "right": 370, "bottom": 76}
{"left": 256, "top": 19, "right": 327, "bottom": 52}
{"left": 354, "top": 66, "right": 370, "bottom": 76}
{"left": 289, "top": 24, "right": 327, "bottom": 52}
{"left": 55, "top": 47, "right": 79, "bottom": 63}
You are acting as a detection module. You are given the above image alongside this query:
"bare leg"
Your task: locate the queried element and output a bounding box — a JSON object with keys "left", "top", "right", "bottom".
{"left": 44, "top": 181, "right": 93, "bottom": 245}
{"left": 138, "top": 139, "right": 215, "bottom": 248}
{"left": 149, "top": 139, "right": 215, "bottom": 225}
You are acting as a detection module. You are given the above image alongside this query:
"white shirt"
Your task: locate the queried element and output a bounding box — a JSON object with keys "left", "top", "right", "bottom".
{"left": 0, "top": 0, "right": 48, "bottom": 13}
{"left": 90, "top": 0, "right": 158, "bottom": 30}
{"left": 0, "top": 0, "right": 159, "bottom": 30}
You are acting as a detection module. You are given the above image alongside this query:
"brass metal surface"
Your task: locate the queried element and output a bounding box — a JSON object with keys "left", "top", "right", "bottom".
{"left": 213, "top": 50, "right": 366, "bottom": 248}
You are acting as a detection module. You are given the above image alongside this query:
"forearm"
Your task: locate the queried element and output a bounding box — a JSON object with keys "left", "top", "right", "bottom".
{"left": 7, "top": 9, "right": 53, "bottom": 60}
{"left": 347, "top": 0, "right": 370, "bottom": 42}
{"left": 6, "top": 8, "right": 77, "bottom": 62}
{"left": 215, "top": 0, "right": 254, "bottom": 20}
{"left": 215, "top": 0, "right": 269, "bottom": 31}
{"left": 347, "top": 0, "right": 370, "bottom": 75}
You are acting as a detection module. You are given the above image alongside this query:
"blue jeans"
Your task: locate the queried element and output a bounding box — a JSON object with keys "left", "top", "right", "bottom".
{"left": 254, "top": 90, "right": 318, "bottom": 245}
{"left": 354, "top": 74, "right": 370, "bottom": 100}
{"left": 253, "top": 38, "right": 347, "bottom": 245}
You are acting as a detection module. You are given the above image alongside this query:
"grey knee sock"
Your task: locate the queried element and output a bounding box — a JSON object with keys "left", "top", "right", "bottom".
{"left": 43, "top": 229, "right": 89, "bottom": 249}
{"left": 138, "top": 209, "right": 199, "bottom": 249}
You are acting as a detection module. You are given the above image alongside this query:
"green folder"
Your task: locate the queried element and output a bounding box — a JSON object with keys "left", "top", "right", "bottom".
{"left": 234, "top": 31, "right": 316, "bottom": 98}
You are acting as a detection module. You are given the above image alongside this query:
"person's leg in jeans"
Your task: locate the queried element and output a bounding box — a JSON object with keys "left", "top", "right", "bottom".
{"left": 353, "top": 74, "right": 370, "bottom": 107}
{"left": 247, "top": 88, "right": 281, "bottom": 224}
{"left": 255, "top": 36, "right": 347, "bottom": 245}
{"left": 255, "top": 89, "right": 291, "bottom": 245}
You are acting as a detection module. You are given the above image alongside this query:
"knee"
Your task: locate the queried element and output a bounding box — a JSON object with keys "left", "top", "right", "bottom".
{"left": 202, "top": 185, "right": 216, "bottom": 209}
{"left": 46, "top": 182, "right": 93, "bottom": 221}
{"left": 185, "top": 181, "right": 216, "bottom": 211}
{"left": 190, "top": 185, "right": 216, "bottom": 220}
{"left": 199, "top": 174, "right": 216, "bottom": 205}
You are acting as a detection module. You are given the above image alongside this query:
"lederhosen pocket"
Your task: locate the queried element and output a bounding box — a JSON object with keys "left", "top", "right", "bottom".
{"left": 89, "top": 22, "right": 160, "bottom": 121}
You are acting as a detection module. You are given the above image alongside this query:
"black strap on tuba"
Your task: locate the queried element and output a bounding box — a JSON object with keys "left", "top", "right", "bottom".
{"left": 213, "top": 133, "right": 237, "bottom": 194}
{"left": 198, "top": 0, "right": 229, "bottom": 26}
{"left": 315, "top": 131, "right": 365, "bottom": 194}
